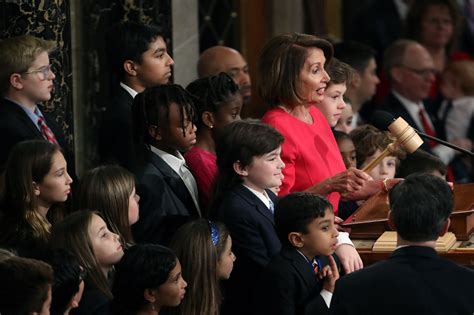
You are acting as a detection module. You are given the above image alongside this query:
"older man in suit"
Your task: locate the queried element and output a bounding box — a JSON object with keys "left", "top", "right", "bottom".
{"left": 330, "top": 173, "right": 474, "bottom": 314}
{"left": 380, "top": 39, "right": 471, "bottom": 167}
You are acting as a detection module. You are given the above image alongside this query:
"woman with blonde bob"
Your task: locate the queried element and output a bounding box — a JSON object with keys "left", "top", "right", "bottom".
{"left": 75, "top": 164, "right": 139, "bottom": 247}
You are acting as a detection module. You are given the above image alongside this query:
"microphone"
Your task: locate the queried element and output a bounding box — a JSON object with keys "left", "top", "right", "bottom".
{"left": 371, "top": 111, "right": 474, "bottom": 157}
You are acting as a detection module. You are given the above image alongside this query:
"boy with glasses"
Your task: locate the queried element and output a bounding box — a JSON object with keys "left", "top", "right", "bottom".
{"left": 0, "top": 35, "right": 66, "bottom": 169}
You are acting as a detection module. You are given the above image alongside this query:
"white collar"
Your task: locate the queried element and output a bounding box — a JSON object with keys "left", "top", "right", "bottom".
{"left": 242, "top": 184, "right": 271, "bottom": 209}
{"left": 392, "top": 90, "right": 428, "bottom": 130}
{"left": 393, "top": 0, "right": 409, "bottom": 20}
{"left": 150, "top": 145, "right": 185, "bottom": 175}
{"left": 120, "top": 82, "right": 138, "bottom": 99}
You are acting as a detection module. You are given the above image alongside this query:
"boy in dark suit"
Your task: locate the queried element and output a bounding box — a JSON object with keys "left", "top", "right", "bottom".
{"left": 331, "top": 173, "right": 474, "bottom": 315}
{"left": 100, "top": 21, "right": 174, "bottom": 170}
{"left": 254, "top": 192, "right": 340, "bottom": 315}
{"left": 131, "top": 84, "right": 201, "bottom": 245}
{"left": 0, "top": 35, "right": 68, "bottom": 170}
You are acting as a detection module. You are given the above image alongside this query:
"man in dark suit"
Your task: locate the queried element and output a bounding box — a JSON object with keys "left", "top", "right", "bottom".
{"left": 99, "top": 21, "right": 174, "bottom": 171}
{"left": 253, "top": 193, "right": 340, "bottom": 315}
{"left": 0, "top": 35, "right": 69, "bottom": 170}
{"left": 331, "top": 173, "right": 474, "bottom": 314}
{"left": 380, "top": 39, "right": 471, "bottom": 165}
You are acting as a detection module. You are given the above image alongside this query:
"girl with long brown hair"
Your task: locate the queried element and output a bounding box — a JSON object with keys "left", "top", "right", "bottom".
{"left": 0, "top": 140, "right": 72, "bottom": 257}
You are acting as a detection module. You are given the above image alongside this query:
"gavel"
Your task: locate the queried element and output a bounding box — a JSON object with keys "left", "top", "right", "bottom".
{"left": 362, "top": 117, "right": 423, "bottom": 173}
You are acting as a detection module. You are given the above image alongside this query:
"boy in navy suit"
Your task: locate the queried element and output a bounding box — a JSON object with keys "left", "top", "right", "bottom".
{"left": 254, "top": 192, "right": 340, "bottom": 315}
{"left": 211, "top": 120, "right": 285, "bottom": 315}
{"left": 0, "top": 35, "right": 69, "bottom": 170}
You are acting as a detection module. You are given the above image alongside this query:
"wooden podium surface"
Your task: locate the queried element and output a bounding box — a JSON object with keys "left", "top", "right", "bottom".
{"left": 343, "top": 183, "right": 474, "bottom": 240}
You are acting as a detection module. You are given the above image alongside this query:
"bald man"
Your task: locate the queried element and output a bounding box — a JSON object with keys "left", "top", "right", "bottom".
{"left": 197, "top": 46, "right": 252, "bottom": 104}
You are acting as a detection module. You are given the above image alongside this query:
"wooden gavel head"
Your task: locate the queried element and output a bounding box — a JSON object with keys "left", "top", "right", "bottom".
{"left": 362, "top": 118, "right": 423, "bottom": 173}
{"left": 388, "top": 117, "right": 423, "bottom": 154}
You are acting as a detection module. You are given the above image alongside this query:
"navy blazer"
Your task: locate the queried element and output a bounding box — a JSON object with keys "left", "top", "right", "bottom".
{"left": 0, "top": 98, "right": 69, "bottom": 170}
{"left": 331, "top": 246, "right": 474, "bottom": 315}
{"left": 99, "top": 85, "right": 136, "bottom": 171}
{"left": 381, "top": 93, "right": 439, "bottom": 154}
{"left": 254, "top": 246, "right": 332, "bottom": 315}
{"left": 132, "top": 150, "right": 200, "bottom": 245}
{"left": 215, "top": 184, "right": 281, "bottom": 315}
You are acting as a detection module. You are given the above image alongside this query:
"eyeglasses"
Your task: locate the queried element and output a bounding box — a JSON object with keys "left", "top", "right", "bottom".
{"left": 397, "top": 65, "right": 437, "bottom": 78}
{"left": 23, "top": 64, "right": 53, "bottom": 80}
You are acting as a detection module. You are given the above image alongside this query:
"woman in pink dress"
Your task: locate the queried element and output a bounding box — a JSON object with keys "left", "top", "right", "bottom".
{"left": 260, "top": 33, "right": 387, "bottom": 273}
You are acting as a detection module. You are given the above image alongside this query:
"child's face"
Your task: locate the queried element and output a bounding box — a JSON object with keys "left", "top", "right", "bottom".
{"left": 297, "top": 48, "right": 330, "bottom": 103}
{"left": 156, "top": 259, "right": 187, "bottom": 307}
{"left": 361, "top": 149, "right": 397, "bottom": 180}
{"left": 240, "top": 146, "right": 285, "bottom": 193}
{"left": 128, "top": 187, "right": 140, "bottom": 225}
{"left": 334, "top": 104, "right": 354, "bottom": 134}
{"left": 217, "top": 235, "right": 236, "bottom": 280}
{"left": 34, "top": 151, "right": 73, "bottom": 207}
{"left": 88, "top": 214, "right": 124, "bottom": 270}
{"left": 337, "top": 138, "right": 357, "bottom": 169}
{"left": 135, "top": 36, "right": 174, "bottom": 87}
{"left": 301, "top": 208, "right": 339, "bottom": 257}
{"left": 212, "top": 93, "right": 243, "bottom": 130}
{"left": 159, "top": 102, "right": 197, "bottom": 153}
{"left": 317, "top": 83, "right": 347, "bottom": 127}
{"left": 19, "top": 51, "right": 55, "bottom": 104}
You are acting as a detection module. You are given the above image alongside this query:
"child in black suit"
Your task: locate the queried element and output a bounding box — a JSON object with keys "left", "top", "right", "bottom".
{"left": 131, "top": 84, "right": 201, "bottom": 245}
{"left": 254, "top": 192, "right": 340, "bottom": 315}
{"left": 210, "top": 119, "right": 285, "bottom": 315}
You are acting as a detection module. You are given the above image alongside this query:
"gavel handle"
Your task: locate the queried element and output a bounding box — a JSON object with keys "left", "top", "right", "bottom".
{"left": 362, "top": 142, "right": 397, "bottom": 173}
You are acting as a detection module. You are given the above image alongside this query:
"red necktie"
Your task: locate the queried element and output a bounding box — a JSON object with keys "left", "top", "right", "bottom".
{"left": 419, "top": 107, "right": 455, "bottom": 181}
{"left": 37, "top": 115, "right": 58, "bottom": 144}
{"left": 419, "top": 107, "right": 437, "bottom": 148}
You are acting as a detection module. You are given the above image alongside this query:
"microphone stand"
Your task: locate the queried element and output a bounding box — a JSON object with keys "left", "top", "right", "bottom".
{"left": 415, "top": 130, "right": 474, "bottom": 157}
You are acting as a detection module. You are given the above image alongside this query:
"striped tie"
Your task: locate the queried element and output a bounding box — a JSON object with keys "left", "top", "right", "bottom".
{"left": 37, "top": 115, "right": 58, "bottom": 144}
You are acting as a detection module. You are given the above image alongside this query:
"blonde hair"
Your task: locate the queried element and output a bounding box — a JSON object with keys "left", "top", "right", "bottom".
{"left": 444, "top": 60, "right": 474, "bottom": 96}
{"left": 0, "top": 35, "right": 55, "bottom": 95}
{"left": 75, "top": 165, "right": 136, "bottom": 245}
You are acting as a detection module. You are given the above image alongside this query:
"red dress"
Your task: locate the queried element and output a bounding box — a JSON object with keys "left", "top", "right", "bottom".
{"left": 184, "top": 146, "right": 217, "bottom": 210}
{"left": 262, "top": 106, "right": 346, "bottom": 213}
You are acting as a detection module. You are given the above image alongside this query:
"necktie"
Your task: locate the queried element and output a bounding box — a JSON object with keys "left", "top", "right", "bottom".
{"left": 418, "top": 107, "right": 437, "bottom": 148}
{"left": 37, "top": 115, "right": 58, "bottom": 144}
{"left": 179, "top": 163, "right": 201, "bottom": 216}
{"left": 268, "top": 198, "right": 274, "bottom": 214}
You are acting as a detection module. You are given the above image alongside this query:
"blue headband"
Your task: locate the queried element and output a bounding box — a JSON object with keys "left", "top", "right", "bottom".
{"left": 209, "top": 221, "right": 219, "bottom": 246}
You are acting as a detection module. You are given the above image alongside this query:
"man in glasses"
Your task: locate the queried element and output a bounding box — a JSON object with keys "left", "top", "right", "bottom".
{"left": 0, "top": 35, "right": 66, "bottom": 169}
{"left": 381, "top": 39, "right": 470, "bottom": 166}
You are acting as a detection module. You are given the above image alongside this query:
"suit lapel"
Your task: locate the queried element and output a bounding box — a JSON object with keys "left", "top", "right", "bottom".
{"left": 235, "top": 185, "right": 275, "bottom": 224}
{"left": 148, "top": 152, "right": 199, "bottom": 216}
{"left": 282, "top": 247, "right": 317, "bottom": 290}
{"left": 3, "top": 99, "right": 43, "bottom": 139}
